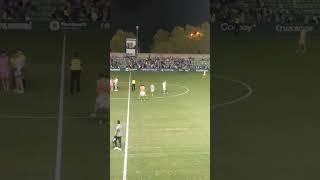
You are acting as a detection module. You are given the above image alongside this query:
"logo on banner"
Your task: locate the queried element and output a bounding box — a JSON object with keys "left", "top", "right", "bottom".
{"left": 141, "top": 68, "right": 158, "bottom": 72}
{"left": 49, "top": 21, "right": 88, "bottom": 31}
{"left": 0, "top": 22, "right": 32, "bottom": 30}
{"left": 100, "top": 22, "right": 110, "bottom": 29}
{"left": 220, "top": 23, "right": 256, "bottom": 32}
{"left": 110, "top": 68, "right": 120, "bottom": 72}
{"left": 161, "top": 69, "right": 174, "bottom": 72}
{"left": 126, "top": 38, "right": 136, "bottom": 57}
{"left": 275, "top": 25, "right": 314, "bottom": 32}
{"left": 196, "top": 69, "right": 207, "bottom": 72}
{"left": 49, "top": 20, "right": 60, "bottom": 31}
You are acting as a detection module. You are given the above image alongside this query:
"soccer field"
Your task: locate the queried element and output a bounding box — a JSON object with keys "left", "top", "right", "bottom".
{"left": 0, "top": 32, "right": 108, "bottom": 179}
{"left": 213, "top": 32, "right": 320, "bottom": 180}
{"left": 110, "top": 71, "right": 210, "bottom": 180}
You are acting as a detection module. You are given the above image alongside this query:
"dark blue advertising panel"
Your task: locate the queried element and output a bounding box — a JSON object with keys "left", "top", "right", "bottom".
{"left": 214, "top": 22, "right": 319, "bottom": 34}
{"left": 0, "top": 21, "right": 110, "bottom": 32}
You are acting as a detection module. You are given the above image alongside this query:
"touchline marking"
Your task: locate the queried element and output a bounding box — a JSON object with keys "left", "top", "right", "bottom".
{"left": 123, "top": 71, "right": 132, "bottom": 180}
{"left": 111, "top": 83, "right": 190, "bottom": 100}
{"left": 54, "top": 33, "right": 67, "bottom": 180}
{"left": 212, "top": 75, "right": 253, "bottom": 109}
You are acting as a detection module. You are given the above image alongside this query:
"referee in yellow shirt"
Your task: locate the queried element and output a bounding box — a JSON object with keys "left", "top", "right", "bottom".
{"left": 69, "top": 52, "right": 82, "bottom": 94}
{"left": 131, "top": 79, "right": 136, "bottom": 91}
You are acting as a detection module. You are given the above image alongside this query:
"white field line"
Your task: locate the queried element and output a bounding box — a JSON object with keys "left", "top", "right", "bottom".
{"left": 212, "top": 75, "right": 253, "bottom": 108}
{"left": 123, "top": 71, "right": 132, "bottom": 180}
{"left": 54, "top": 33, "right": 67, "bottom": 180}
{"left": 111, "top": 83, "right": 190, "bottom": 100}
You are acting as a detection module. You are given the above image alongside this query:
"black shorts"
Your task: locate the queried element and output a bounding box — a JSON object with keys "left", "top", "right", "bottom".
{"left": 114, "top": 136, "right": 122, "bottom": 148}
{"left": 115, "top": 136, "right": 121, "bottom": 142}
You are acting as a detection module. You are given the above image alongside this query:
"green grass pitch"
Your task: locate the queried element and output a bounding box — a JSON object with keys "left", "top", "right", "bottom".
{"left": 110, "top": 71, "right": 210, "bottom": 180}
{"left": 0, "top": 32, "right": 108, "bottom": 179}
{"left": 213, "top": 32, "right": 320, "bottom": 180}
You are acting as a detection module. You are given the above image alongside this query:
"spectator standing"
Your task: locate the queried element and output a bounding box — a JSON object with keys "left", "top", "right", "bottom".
{"left": 0, "top": 50, "right": 10, "bottom": 92}
{"left": 63, "top": 5, "right": 70, "bottom": 22}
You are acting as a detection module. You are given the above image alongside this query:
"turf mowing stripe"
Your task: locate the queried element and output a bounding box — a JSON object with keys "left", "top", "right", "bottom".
{"left": 54, "top": 33, "right": 67, "bottom": 180}
{"left": 123, "top": 71, "right": 132, "bottom": 180}
{"left": 111, "top": 83, "right": 190, "bottom": 100}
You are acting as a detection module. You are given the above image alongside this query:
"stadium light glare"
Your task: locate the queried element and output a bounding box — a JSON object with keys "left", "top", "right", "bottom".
{"left": 188, "top": 31, "right": 203, "bottom": 40}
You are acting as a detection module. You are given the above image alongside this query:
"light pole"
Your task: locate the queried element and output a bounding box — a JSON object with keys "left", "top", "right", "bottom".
{"left": 136, "top": 25, "right": 139, "bottom": 57}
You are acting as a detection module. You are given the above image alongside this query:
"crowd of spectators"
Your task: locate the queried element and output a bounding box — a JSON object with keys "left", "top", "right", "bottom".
{"left": 211, "top": 0, "right": 320, "bottom": 25}
{"left": 110, "top": 56, "right": 210, "bottom": 71}
{"left": 51, "top": 0, "right": 110, "bottom": 22}
{"left": 0, "top": 0, "right": 32, "bottom": 21}
{"left": 110, "top": 56, "right": 121, "bottom": 69}
{"left": 129, "top": 56, "right": 193, "bottom": 70}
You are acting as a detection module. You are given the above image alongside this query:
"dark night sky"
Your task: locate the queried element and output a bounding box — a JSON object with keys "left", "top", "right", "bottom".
{"left": 111, "top": 0, "right": 210, "bottom": 51}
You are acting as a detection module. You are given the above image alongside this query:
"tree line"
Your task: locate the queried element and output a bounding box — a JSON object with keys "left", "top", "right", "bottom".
{"left": 110, "top": 22, "right": 210, "bottom": 54}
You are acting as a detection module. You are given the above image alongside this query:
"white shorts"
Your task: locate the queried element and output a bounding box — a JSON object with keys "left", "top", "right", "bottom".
{"left": 96, "top": 94, "right": 109, "bottom": 109}
{"left": 140, "top": 91, "right": 146, "bottom": 96}
{"left": 151, "top": 89, "right": 154, "bottom": 93}
{"left": 13, "top": 69, "right": 23, "bottom": 78}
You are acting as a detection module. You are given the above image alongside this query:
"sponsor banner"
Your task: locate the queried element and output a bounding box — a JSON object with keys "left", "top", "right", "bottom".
{"left": 219, "top": 22, "right": 257, "bottom": 32}
{"left": 125, "top": 68, "right": 138, "bottom": 71}
{"left": 110, "top": 68, "right": 120, "bottom": 72}
{"left": 0, "top": 21, "right": 109, "bottom": 31}
{"left": 161, "top": 69, "right": 175, "bottom": 72}
{"left": 49, "top": 21, "right": 87, "bottom": 31}
{"left": 126, "top": 38, "right": 136, "bottom": 57}
{"left": 196, "top": 69, "right": 207, "bottom": 72}
{"left": 0, "top": 21, "right": 32, "bottom": 31}
{"left": 141, "top": 68, "right": 158, "bottom": 72}
{"left": 275, "top": 24, "right": 314, "bottom": 32}
{"left": 215, "top": 22, "right": 319, "bottom": 33}
{"left": 49, "top": 21, "right": 109, "bottom": 31}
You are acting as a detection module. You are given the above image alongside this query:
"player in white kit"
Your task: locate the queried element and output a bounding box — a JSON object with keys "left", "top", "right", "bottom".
{"left": 114, "top": 77, "right": 118, "bottom": 91}
{"left": 202, "top": 69, "right": 207, "bottom": 78}
{"left": 162, "top": 80, "right": 167, "bottom": 95}
{"left": 139, "top": 84, "right": 147, "bottom": 101}
{"left": 296, "top": 29, "right": 307, "bottom": 53}
{"left": 150, "top": 84, "right": 155, "bottom": 96}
